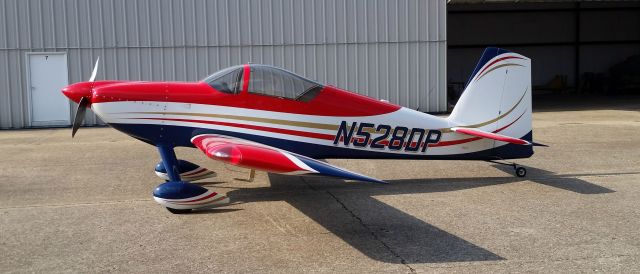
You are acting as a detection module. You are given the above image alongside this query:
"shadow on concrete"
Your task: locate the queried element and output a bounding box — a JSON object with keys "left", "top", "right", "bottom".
{"left": 191, "top": 208, "right": 243, "bottom": 214}
{"left": 490, "top": 164, "right": 620, "bottom": 194}
{"left": 191, "top": 181, "right": 230, "bottom": 187}
{"left": 221, "top": 173, "right": 505, "bottom": 264}
{"left": 216, "top": 165, "right": 624, "bottom": 264}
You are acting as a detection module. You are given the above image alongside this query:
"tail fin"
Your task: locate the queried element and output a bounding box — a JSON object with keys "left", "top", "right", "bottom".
{"left": 448, "top": 47, "right": 533, "bottom": 158}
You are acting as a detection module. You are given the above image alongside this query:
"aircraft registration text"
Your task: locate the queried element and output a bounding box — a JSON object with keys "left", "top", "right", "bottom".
{"left": 333, "top": 121, "right": 442, "bottom": 152}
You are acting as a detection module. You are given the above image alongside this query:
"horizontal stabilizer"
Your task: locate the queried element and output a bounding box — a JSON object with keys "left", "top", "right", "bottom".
{"left": 451, "top": 127, "right": 531, "bottom": 146}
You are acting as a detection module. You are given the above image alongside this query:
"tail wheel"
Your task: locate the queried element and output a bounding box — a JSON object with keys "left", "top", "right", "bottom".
{"left": 166, "top": 207, "right": 192, "bottom": 214}
{"left": 515, "top": 166, "right": 527, "bottom": 177}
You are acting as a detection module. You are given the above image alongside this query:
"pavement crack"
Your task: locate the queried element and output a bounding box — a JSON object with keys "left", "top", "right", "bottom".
{"left": 324, "top": 190, "right": 416, "bottom": 273}
{"left": 300, "top": 177, "right": 415, "bottom": 273}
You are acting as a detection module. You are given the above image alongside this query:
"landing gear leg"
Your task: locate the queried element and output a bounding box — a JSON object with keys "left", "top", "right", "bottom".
{"left": 248, "top": 169, "right": 256, "bottom": 182}
{"left": 153, "top": 145, "right": 230, "bottom": 213}
{"left": 157, "top": 144, "right": 192, "bottom": 214}
{"left": 487, "top": 159, "right": 527, "bottom": 177}
{"left": 157, "top": 144, "right": 182, "bottom": 182}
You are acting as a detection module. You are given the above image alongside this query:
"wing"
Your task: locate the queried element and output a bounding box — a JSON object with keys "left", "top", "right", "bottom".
{"left": 451, "top": 127, "right": 531, "bottom": 145}
{"left": 191, "top": 134, "right": 385, "bottom": 184}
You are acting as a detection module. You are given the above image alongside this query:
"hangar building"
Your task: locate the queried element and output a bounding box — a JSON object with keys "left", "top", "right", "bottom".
{"left": 0, "top": 0, "right": 446, "bottom": 128}
{"left": 0, "top": 0, "right": 638, "bottom": 129}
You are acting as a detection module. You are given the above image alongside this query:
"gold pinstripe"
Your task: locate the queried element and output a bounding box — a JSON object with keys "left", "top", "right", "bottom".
{"left": 122, "top": 89, "right": 526, "bottom": 136}
{"left": 443, "top": 88, "right": 528, "bottom": 133}
{"left": 126, "top": 111, "right": 340, "bottom": 130}
{"left": 475, "top": 63, "right": 524, "bottom": 82}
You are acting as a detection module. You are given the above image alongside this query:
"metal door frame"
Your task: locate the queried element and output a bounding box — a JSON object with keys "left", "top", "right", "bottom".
{"left": 25, "top": 52, "right": 71, "bottom": 127}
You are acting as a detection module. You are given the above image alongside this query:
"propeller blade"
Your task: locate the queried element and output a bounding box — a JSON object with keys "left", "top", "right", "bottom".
{"left": 89, "top": 57, "right": 100, "bottom": 82}
{"left": 72, "top": 97, "right": 89, "bottom": 138}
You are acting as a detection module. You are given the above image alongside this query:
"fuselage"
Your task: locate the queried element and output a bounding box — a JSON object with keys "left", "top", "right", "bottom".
{"left": 91, "top": 81, "right": 455, "bottom": 159}
{"left": 63, "top": 64, "right": 531, "bottom": 160}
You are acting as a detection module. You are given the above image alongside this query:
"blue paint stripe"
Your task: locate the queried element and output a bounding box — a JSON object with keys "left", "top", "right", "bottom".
{"left": 465, "top": 47, "right": 512, "bottom": 88}
{"left": 155, "top": 159, "right": 201, "bottom": 173}
{"left": 295, "top": 155, "right": 386, "bottom": 184}
{"left": 109, "top": 123, "right": 532, "bottom": 160}
{"left": 153, "top": 181, "right": 208, "bottom": 199}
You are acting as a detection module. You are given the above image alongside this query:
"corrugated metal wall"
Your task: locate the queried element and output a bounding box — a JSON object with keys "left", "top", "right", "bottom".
{"left": 0, "top": 0, "right": 447, "bottom": 129}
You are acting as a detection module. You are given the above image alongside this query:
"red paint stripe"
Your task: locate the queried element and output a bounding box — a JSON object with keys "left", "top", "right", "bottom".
{"left": 91, "top": 81, "right": 401, "bottom": 117}
{"left": 431, "top": 110, "right": 526, "bottom": 147}
{"left": 139, "top": 112, "right": 525, "bottom": 149}
{"left": 184, "top": 172, "right": 215, "bottom": 180}
{"left": 495, "top": 110, "right": 525, "bottom": 133}
{"left": 242, "top": 64, "right": 251, "bottom": 93}
{"left": 352, "top": 138, "right": 422, "bottom": 148}
{"left": 185, "top": 170, "right": 214, "bottom": 177}
{"left": 137, "top": 117, "right": 336, "bottom": 141}
{"left": 476, "top": 56, "right": 524, "bottom": 80}
{"left": 455, "top": 128, "right": 529, "bottom": 145}
{"left": 179, "top": 191, "right": 219, "bottom": 204}
{"left": 430, "top": 136, "right": 482, "bottom": 147}
{"left": 191, "top": 135, "right": 311, "bottom": 173}
{"left": 183, "top": 169, "right": 211, "bottom": 177}
{"left": 181, "top": 168, "right": 205, "bottom": 176}
{"left": 174, "top": 195, "right": 227, "bottom": 205}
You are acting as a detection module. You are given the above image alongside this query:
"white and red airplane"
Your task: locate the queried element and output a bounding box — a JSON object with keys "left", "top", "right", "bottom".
{"left": 62, "top": 47, "right": 545, "bottom": 213}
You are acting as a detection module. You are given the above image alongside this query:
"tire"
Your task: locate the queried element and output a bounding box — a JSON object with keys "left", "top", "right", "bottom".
{"left": 166, "top": 207, "right": 192, "bottom": 214}
{"left": 515, "top": 167, "right": 527, "bottom": 177}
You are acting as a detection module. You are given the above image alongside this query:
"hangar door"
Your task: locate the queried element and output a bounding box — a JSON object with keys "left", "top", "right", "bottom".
{"left": 28, "top": 53, "right": 70, "bottom": 127}
{"left": 448, "top": 2, "right": 640, "bottom": 98}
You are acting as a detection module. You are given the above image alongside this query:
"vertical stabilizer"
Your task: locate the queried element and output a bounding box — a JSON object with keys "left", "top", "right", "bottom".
{"left": 448, "top": 47, "right": 533, "bottom": 158}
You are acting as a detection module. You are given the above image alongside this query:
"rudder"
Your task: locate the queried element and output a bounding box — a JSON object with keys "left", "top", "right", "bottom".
{"left": 448, "top": 47, "right": 533, "bottom": 158}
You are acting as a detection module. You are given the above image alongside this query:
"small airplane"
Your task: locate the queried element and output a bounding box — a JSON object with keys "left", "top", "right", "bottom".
{"left": 62, "top": 47, "right": 546, "bottom": 214}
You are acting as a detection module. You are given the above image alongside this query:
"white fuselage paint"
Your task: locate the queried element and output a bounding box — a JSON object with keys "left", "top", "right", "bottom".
{"left": 91, "top": 99, "right": 527, "bottom": 157}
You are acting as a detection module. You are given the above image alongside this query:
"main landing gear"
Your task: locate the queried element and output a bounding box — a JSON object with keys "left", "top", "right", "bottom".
{"left": 153, "top": 145, "right": 229, "bottom": 214}
{"left": 487, "top": 159, "right": 527, "bottom": 177}
{"left": 154, "top": 159, "right": 216, "bottom": 182}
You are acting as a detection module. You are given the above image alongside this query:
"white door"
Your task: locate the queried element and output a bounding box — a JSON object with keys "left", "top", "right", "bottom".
{"left": 28, "top": 53, "right": 71, "bottom": 126}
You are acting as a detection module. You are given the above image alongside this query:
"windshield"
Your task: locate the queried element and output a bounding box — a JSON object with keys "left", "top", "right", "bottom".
{"left": 203, "top": 65, "right": 244, "bottom": 94}
{"left": 247, "top": 65, "right": 323, "bottom": 102}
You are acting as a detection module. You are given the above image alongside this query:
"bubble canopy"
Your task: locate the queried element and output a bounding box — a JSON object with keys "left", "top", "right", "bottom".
{"left": 203, "top": 64, "right": 323, "bottom": 102}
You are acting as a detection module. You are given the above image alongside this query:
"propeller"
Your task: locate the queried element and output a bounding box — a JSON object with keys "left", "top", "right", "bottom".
{"left": 71, "top": 97, "right": 89, "bottom": 137}
{"left": 89, "top": 57, "right": 99, "bottom": 82}
{"left": 71, "top": 57, "right": 100, "bottom": 137}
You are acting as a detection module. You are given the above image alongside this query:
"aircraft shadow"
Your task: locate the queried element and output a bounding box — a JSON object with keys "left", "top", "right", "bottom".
{"left": 489, "top": 164, "right": 619, "bottom": 194}
{"left": 224, "top": 174, "right": 509, "bottom": 264}
{"left": 190, "top": 208, "right": 244, "bottom": 214}
{"left": 219, "top": 165, "right": 621, "bottom": 264}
